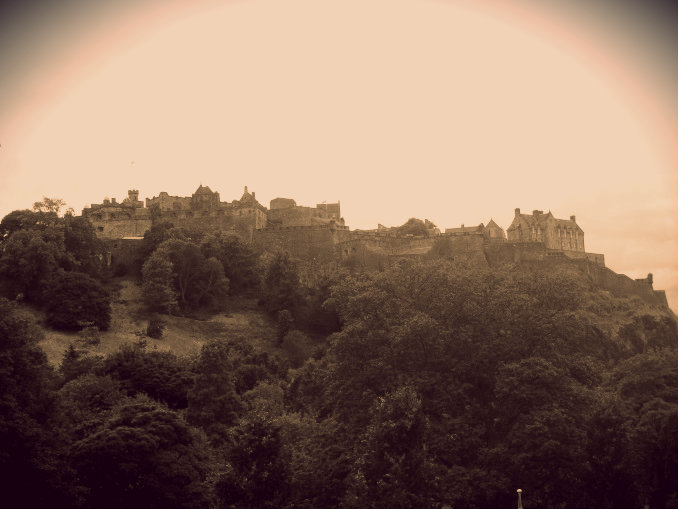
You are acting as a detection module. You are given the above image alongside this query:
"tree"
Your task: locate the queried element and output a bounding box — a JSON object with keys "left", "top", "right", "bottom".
{"left": 259, "top": 251, "right": 301, "bottom": 314}
{"left": 56, "top": 374, "right": 124, "bottom": 441}
{"left": 0, "top": 298, "right": 66, "bottom": 507}
{"left": 70, "top": 399, "right": 214, "bottom": 508}
{"left": 215, "top": 411, "right": 290, "bottom": 508}
{"left": 43, "top": 270, "right": 111, "bottom": 331}
{"left": 0, "top": 209, "right": 47, "bottom": 240}
{"left": 32, "top": 197, "right": 67, "bottom": 215}
{"left": 0, "top": 229, "right": 66, "bottom": 302}
{"left": 609, "top": 349, "right": 678, "bottom": 508}
{"left": 100, "top": 342, "right": 194, "bottom": 409}
{"left": 63, "top": 213, "right": 106, "bottom": 276}
{"left": 153, "top": 239, "right": 229, "bottom": 310}
{"left": 139, "top": 221, "right": 174, "bottom": 262}
{"left": 343, "top": 385, "right": 435, "bottom": 509}
{"left": 186, "top": 340, "right": 243, "bottom": 441}
{"left": 141, "top": 252, "right": 178, "bottom": 312}
{"left": 200, "top": 232, "right": 260, "bottom": 294}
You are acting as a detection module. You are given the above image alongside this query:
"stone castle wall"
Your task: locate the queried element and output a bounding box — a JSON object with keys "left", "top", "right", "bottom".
{"left": 573, "top": 259, "right": 669, "bottom": 307}
{"left": 253, "top": 225, "right": 351, "bottom": 262}
{"left": 107, "top": 238, "right": 144, "bottom": 273}
{"left": 89, "top": 217, "right": 153, "bottom": 239}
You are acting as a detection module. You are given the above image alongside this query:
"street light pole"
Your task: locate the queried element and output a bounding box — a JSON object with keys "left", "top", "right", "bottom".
{"left": 517, "top": 489, "right": 523, "bottom": 509}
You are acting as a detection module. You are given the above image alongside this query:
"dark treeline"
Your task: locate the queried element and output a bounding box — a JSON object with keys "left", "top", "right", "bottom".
{"left": 0, "top": 202, "right": 677, "bottom": 508}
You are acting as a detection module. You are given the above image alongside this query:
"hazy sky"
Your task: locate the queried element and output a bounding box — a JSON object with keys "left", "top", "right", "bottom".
{"left": 1, "top": 0, "right": 676, "bottom": 310}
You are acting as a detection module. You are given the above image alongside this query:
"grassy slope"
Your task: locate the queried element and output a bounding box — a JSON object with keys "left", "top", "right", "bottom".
{"left": 28, "top": 279, "right": 280, "bottom": 367}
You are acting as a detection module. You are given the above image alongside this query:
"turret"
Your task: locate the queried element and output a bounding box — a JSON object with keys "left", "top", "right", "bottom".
{"left": 515, "top": 208, "right": 520, "bottom": 216}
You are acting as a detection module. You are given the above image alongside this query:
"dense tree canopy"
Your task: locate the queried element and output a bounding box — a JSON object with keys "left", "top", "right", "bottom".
{"left": 43, "top": 271, "right": 111, "bottom": 331}
{"left": 142, "top": 239, "right": 229, "bottom": 311}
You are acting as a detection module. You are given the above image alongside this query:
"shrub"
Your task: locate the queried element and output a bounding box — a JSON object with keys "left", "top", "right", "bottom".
{"left": 146, "top": 318, "right": 166, "bottom": 339}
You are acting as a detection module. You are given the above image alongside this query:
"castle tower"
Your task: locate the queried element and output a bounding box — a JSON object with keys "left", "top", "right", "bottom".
{"left": 128, "top": 190, "right": 139, "bottom": 202}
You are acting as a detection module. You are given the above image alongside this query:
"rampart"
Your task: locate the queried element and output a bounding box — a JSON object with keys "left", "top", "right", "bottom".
{"left": 573, "top": 261, "right": 670, "bottom": 307}
{"left": 253, "top": 225, "right": 351, "bottom": 262}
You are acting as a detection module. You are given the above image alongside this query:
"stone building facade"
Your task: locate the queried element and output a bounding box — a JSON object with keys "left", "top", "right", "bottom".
{"left": 83, "top": 185, "right": 269, "bottom": 241}
{"left": 267, "top": 197, "right": 343, "bottom": 228}
{"left": 507, "top": 208, "right": 584, "bottom": 251}
{"left": 445, "top": 219, "right": 506, "bottom": 241}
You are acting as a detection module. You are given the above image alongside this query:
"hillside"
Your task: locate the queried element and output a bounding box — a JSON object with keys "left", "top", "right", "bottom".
{"left": 22, "top": 280, "right": 289, "bottom": 366}
{"left": 1, "top": 206, "right": 676, "bottom": 509}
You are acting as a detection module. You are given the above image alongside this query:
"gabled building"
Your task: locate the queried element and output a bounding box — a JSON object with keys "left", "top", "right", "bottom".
{"left": 507, "top": 208, "right": 584, "bottom": 252}
{"left": 444, "top": 220, "right": 505, "bottom": 241}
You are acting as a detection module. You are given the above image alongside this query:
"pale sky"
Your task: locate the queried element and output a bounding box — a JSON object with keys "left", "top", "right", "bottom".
{"left": 1, "top": 0, "right": 676, "bottom": 311}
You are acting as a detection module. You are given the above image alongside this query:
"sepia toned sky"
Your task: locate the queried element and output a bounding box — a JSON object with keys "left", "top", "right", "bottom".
{"left": 1, "top": 0, "right": 676, "bottom": 311}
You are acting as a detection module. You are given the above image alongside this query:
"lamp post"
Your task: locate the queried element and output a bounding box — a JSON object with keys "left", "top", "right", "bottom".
{"left": 517, "top": 489, "right": 523, "bottom": 509}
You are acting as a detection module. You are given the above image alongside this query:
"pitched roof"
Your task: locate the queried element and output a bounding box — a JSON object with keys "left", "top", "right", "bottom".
{"left": 194, "top": 184, "right": 213, "bottom": 195}
{"left": 445, "top": 224, "right": 484, "bottom": 234}
{"left": 509, "top": 210, "right": 582, "bottom": 231}
{"left": 486, "top": 219, "right": 503, "bottom": 229}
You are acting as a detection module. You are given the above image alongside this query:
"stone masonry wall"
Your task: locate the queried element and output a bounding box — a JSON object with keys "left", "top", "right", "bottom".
{"left": 90, "top": 218, "right": 153, "bottom": 239}
{"left": 253, "top": 226, "right": 351, "bottom": 263}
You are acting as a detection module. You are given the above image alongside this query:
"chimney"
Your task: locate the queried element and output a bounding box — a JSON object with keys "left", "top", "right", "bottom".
{"left": 532, "top": 210, "right": 542, "bottom": 216}
{"left": 461, "top": 224, "right": 464, "bottom": 228}
{"left": 570, "top": 215, "right": 576, "bottom": 222}
{"left": 244, "top": 186, "right": 248, "bottom": 193}
{"left": 515, "top": 208, "right": 520, "bottom": 216}
{"left": 111, "top": 198, "right": 117, "bottom": 204}
{"left": 252, "top": 191, "right": 255, "bottom": 199}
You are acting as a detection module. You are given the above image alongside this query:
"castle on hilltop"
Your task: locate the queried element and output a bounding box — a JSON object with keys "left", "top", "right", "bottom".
{"left": 81, "top": 185, "right": 604, "bottom": 265}
{"left": 80, "top": 184, "right": 668, "bottom": 307}
{"left": 82, "top": 185, "right": 343, "bottom": 241}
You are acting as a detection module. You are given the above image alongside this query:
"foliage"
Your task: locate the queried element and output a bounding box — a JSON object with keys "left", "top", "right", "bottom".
{"left": 99, "top": 342, "right": 194, "bottom": 409}
{"left": 276, "top": 308, "right": 294, "bottom": 344}
{"left": 259, "top": 251, "right": 302, "bottom": 315}
{"left": 200, "top": 232, "right": 260, "bottom": 294}
{"left": 55, "top": 374, "right": 124, "bottom": 441}
{"left": 280, "top": 329, "right": 314, "bottom": 368}
{"left": 139, "top": 220, "right": 174, "bottom": 262}
{"left": 150, "top": 239, "right": 229, "bottom": 311}
{"left": 0, "top": 204, "right": 107, "bottom": 308}
{"left": 63, "top": 213, "right": 106, "bottom": 276}
{"left": 59, "top": 344, "right": 104, "bottom": 384}
{"left": 70, "top": 399, "right": 214, "bottom": 508}
{"left": 33, "top": 197, "right": 67, "bottom": 215}
{"left": 43, "top": 270, "right": 111, "bottom": 331}
{"left": 141, "top": 252, "right": 178, "bottom": 313}
{"left": 146, "top": 317, "right": 166, "bottom": 339}
{"left": 396, "top": 217, "right": 434, "bottom": 237}
{"left": 0, "top": 209, "right": 52, "bottom": 239}
{"left": 2, "top": 246, "right": 678, "bottom": 508}
{"left": 215, "top": 411, "right": 290, "bottom": 508}
{"left": 0, "top": 298, "right": 66, "bottom": 507}
{"left": 0, "top": 229, "right": 67, "bottom": 303}
{"left": 186, "top": 340, "right": 243, "bottom": 440}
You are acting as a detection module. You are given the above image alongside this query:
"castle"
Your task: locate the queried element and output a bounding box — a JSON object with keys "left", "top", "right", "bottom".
{"left": 81, "top": 185, "right": 667, "bottom": 307}
{"left": 82, "top": 185, "right": 343, "bottom": 241}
